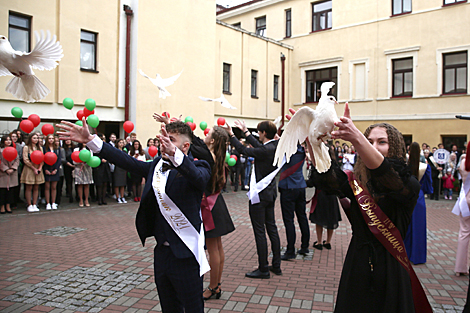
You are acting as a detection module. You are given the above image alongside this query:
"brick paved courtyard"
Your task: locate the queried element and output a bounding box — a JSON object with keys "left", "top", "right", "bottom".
{"left": 0, "top": 191, "right": 468, "bottom": 313}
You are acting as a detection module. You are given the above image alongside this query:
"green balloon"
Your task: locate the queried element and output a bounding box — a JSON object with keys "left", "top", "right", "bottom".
{"left": 11, "top": 107, "right": 23, "bottom": 118}
{"left": 225, "top": 152, "right": 230, "bottom": 163}
{"left": 184, "top": 116, "right": 193, "bottom": 123}
{"left": 79, "top": 149, "right": 91, "bottom": 162}
{"left": 87, "top": 114, "right": 100, "bottom": 128}
{"left": 85, "top": 98, "right": 96, "bottom": 111}
{"left": 127, "top": 172, "right": 131, "bottom": 179}
{"left": 199, "top": 121, "right": 207, "bottom": 131}
{"left": 75, "top": 120, "right": 83, "bottom": 127}
{"left": 227, "top": 157, "right": 236, "bottom": 167}
{"left": 123, "top": 147, "right": 128, "bottom": 152}
{"left": 87, "top": 156, "right": 101, "bottom": 168}
{"left": 63, "top": 98, "right": 74, "bottom": 110}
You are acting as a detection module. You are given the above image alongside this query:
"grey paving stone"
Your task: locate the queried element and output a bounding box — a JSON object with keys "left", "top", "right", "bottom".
{"left": 249, "top": 294, "right": 261, "bottom": 303}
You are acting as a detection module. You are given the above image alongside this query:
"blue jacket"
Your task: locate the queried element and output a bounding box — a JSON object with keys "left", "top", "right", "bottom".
{"left": 97, "top": 142, "right": 211, "bottom": 259}
{"left": 278, "top": 145, "right": 307, "bottom": 190}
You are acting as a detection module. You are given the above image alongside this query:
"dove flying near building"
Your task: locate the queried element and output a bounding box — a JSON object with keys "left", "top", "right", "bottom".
{"left": 139, "top": 68, "right": 183, "bottom": 99}
{"left": 0, "top": 30, "right": 63, "bottom": 103}
{"left": 273, "top": 82, "right": 340, "bottom": 173}
{"left": 198, "top": 93, "right": 236, "bottom": 110}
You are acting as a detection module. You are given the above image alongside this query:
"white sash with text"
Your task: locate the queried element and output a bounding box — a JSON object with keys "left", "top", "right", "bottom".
{"left": 248, "top": 157, "right": 286, "bottom": 204}
{"left": 152, "top": 159, "right": 210, "bottom": 276}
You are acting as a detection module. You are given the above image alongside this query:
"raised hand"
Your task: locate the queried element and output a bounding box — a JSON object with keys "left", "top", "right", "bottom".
{"left": 219, "top": 121, "right": 233, "bottom": 136}
{"left": 56, "top": 117, "right": 94, "bottom": 143}
{"left": 157, "top": 124, "right": 176, "bottom": 156}
{"left": 153, "top": 113, "right": 170, "bottom": 124}
{"left": 331, "top": 103, "right": 361, "bottom": 142}
{"left": 233, "top": 119, "right": 248, "bottom": 132}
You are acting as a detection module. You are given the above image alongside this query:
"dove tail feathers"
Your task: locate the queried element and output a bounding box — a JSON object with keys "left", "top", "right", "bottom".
{"left": 312, "top": 142, "right": 331, "bottom": 173}
{"left": 6, "top": 76, "right": 50, "bottom": 103}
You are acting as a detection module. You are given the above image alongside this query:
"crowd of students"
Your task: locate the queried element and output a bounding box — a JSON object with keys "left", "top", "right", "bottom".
{"left": 0, "top": 129, "right": 163, "bottom": 213}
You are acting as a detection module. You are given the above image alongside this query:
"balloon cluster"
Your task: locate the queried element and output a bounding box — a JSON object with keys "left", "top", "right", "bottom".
{"left": 225, "top": 152, "right": 237, "bottom": 167}
{"left": 70, "top": 149, "right": 101, "bottom": 168}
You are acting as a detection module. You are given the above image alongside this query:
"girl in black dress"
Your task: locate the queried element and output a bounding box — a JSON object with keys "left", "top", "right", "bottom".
{"left": 292, "top": 103, "right": 425, "bottom": 312}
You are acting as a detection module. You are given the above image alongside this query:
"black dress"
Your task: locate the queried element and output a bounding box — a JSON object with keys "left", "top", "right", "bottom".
{"left": 190, "top": 136, "right": 235, "bottom": 238}
{"left": 309, "top": 158, "right": 420, "bottom": 313}
{"left": 92, "top": 159, "right": 112, "bottom": 186}
{"left": 309, "top": 189, "right": 342, "bottom": 230}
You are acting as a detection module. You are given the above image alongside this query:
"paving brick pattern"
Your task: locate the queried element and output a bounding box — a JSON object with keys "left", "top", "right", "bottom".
{"left": 0, "top": 193, "right": 467, "bottom": 312}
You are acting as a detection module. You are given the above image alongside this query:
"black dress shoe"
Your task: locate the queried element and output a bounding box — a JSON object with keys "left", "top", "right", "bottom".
{"left": 245, "top": 269, "right": 270, "bottom": 279}
{"left": 268, "top": 266, "right": 283, "bottom": 275}
{"left": 322, "top": 241, "right": 331, "bottom": 250}
{"left": 313, "top": 241, "right": 323, "bottom": 250}
{"left": 297, "top": 248, "right": 310, "bottom": 255}
{"left": 281, "top": 253, "right": 296, "bottom": 261}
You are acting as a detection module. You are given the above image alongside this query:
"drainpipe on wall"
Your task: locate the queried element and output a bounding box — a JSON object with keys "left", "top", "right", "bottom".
{"left": 279, "top": 52, "right": 286, "bottom": 135}
{"left": 123, "top": 4, "right": 133, "bottom": 134}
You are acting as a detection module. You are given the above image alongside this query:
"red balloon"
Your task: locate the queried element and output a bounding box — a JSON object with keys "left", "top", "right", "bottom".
{"left": 30, "top": 150, "right": 44, "bottom": 165}
{"left": 83, "top": 108, "right": 95, "bottom": 117}
{"left": 44, "top": 152, "right": 57, "bottom": 166}
{"left": 71, "top": 151, "right": 82, "bottom": 163}
{"left": 41, "top": 124, "right": 54, "bottom": 136}
{"left": 217, "top": 117, "right": 226, "bottom": 126}
{"left": 20, "top": 119, "right": 34, "bottom": 133}
{"left": 194, "top": 158, "right": 198, "bottom": 161}
{"left": 12, "top": 142, "right": 16, "bottom": 149}
{"left": 2, "top": 147, "right": 17, "bottom": 162}
{"left": 230, "top": 155, "right": 238, "bottom": 162}
{"left": 77, "top": 110, "right": 85, "bottom": 121}
{"left": 187, "top": 122, "right": 196, "bottom": 131}
{"left": 28, "top": 114, "right": 41, "bottom": 127}
{"left": 148, "top": 146, "right": 158, "bottom": 157}
{"left": 170, "top": 117, "right": 178, "bottom": 123}
{"left": 204, "top": 128, "right": 210, "bottom": 136}
{"left": 162, "top": 112, "right": 170, "bottom": 118}
{"left": 123, "top": 121, "right": 134, "bottom": 133}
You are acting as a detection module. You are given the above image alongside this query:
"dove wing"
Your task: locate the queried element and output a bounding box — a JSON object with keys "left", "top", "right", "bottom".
{"left": 138, "top": 69, "right": 151, "bottom": 79}
{"left": 199, "top": 96, "right": 214, "bottom": 102}
{"left": 20, "top": 30, "right": 63, "bottom": 71}
{"left": 219, "top": 94, "right": 236, "bottom": 109}
{"left": 159, "top": 69, "right": 183, "bottom": 87}
{"left": 0, "top": 63, "right": 11, "bottom": 77}
{"left": 273, "top": 107, "right": 316, "bottom": 166}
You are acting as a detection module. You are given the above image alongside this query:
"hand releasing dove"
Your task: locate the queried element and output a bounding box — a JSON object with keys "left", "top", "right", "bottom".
{"left": 0, "top": 30, "right": 63, "bottom": 103}
{"left": 199, "top": 93, "right": 236, "bottom": 110}
{"left": 273, "top": 82, "right": 340, "bottom": 173}
{"left": 139, "top": 68, "right": 183, "bottom": 99}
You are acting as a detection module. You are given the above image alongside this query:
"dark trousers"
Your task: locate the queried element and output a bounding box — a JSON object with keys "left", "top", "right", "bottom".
{"left": 280, "top": 188, "right": 310, "bottom": 255}
{"left": 431, "top": 176, "right": 440, "bottom": 200}
{"left": 153, "top": 245, "right": 203, "bottom": 313}
{"left": 64, "top": 166, "right": 74, "bottom": 199}
{"left": 55, "top": 176, "right": 64, "bottom": 205}
{"left": 249, "top": 200, "right": 281, "bottom": 272}
{"left": 0, "top": 188, "right": 14, "bottom": 206}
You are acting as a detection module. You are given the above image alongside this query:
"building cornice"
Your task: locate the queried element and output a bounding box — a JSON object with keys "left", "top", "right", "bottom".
{"left": 384, "top": 46, "right": 420, "bottom": 55}
{"left": 217, "top": 0, "right": 285, "bottom": 18}
{"left": 299, "top": 57, "right": 343, "bottom": 68}
{"left": 216, "top": 20, "right": 293, "bottom": 50}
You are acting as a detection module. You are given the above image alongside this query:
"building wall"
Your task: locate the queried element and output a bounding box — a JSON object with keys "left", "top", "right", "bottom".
{"left": 218, "top": 0, "right": 470, "bottom": 147}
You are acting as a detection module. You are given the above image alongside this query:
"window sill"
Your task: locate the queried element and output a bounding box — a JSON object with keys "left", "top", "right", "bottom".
{"left": 310, "top": 28, "right": 332, "bottom": 34}
{"left": 223, "top": 91, "right": 232, "bottom": 95}
{"left": 303, "top": 101, "right": 318, "bottom": 104}
{"left": 251, "top": 96, "right": 259, "bottom": 99}
{"left": 274, "top": 99, "right": 280, "bottom": 102}
{"left": 390, "top": 11, "right": 412, "bottom": 18}
{"left": 284, "top": 36, "right": 291, "bottom": 39}
{"left": 391, "top": 95, "right": 412, "bottom": 99}
{"left": 442, "top": 1, "right": 467, "bottom": 7}
{"left": 80, "top": 68, "right": 99, "bottom": 73}
{"left": 440, "top": 92, "right": 468, "bottom": 96}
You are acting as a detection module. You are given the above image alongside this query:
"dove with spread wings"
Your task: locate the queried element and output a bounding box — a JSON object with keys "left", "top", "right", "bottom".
{"left": 139, "top": 68, "right": 183, "bottom": 99}
{"left": 0, "top": 30, "right": 63, "bottom": 103}
{"left": 198, "top": 93, "right": 236, "bottom": 110}
{"left": 273, "top": 82, "right": 340, "bottom": 173}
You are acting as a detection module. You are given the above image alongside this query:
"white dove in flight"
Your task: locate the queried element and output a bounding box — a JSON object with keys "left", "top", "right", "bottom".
{"left": 273, "top": 82, "right": 340, "bottom": 173}
{"left": 198, "top": 93, "right": 236, "bottom": 110}
{"left": 273, "top": 116, "right": 282, "bottom": 129}
{"left": 139, "top": 68, "right": 183, "bottom": 99}
{"left": 0, "top": 30, "right": 63, "bottom": 103}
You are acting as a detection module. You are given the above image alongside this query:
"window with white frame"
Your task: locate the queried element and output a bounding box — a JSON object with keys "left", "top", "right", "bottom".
{"left": 251, "top": 70, "right": 258, "bottom": 97}
{"left": 443, "top": 0, "right": 466, "bottom": 5}
{"left": 285, "top": 9, "right": 292, "bottom": 38}
{"left": 223, "top": 63, "right": 231, "bottom": 94}
{"left": 306, "top": 67, "right": 337, "bottom": 102}
{"left": 443, "top": 51, "right": 467, "bottom": 94}
{"left": 392, "top": 0, "right": 412, "bottom": 15}
{"left": 273, "top": 75, "right": 279, "bottom": 101}
{"left": 8, "top": 12, "right": 31, "bottom": 52}
{"left": 312, "top": 1, "right": 332, "bottom": 32}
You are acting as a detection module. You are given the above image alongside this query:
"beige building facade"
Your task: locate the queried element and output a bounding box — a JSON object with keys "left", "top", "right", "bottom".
{"left": 0, "top": 0, "right": 289, "bottom": 142}
{"left": 218, "top": 0, "right": 470, "bottom": 149}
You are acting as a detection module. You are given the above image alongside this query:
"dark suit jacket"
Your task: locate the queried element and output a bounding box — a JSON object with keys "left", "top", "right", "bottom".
{"left": 230, "top": 135, "right": 279, "bottom": 203}
{"left": 97, "top": 142, "right": 211, "bottom": 259}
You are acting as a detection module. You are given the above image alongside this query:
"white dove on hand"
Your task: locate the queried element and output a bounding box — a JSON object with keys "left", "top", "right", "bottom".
{"left": 199, "top": 93, "right": 236, "bottom": 110}
{"left": 139, "top": 68, "right": 183, "bottom": 99}
{"left": 273, "top": 82, "right": 340, "bottom": 173}
{"left": 0, "top": 30, "right": 63, "bottom": 103}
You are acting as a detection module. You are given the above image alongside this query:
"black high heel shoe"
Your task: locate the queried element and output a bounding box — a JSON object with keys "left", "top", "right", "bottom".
{"left": 203, "top": 286, "right": 221, "bottom": 300}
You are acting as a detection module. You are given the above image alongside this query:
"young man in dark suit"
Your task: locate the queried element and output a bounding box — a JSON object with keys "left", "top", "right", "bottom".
{"left": 223, "top": 120, "right": 282, "bottom": 278}
{"left": 58, "top": 120, "right": 211, "bottom": 313}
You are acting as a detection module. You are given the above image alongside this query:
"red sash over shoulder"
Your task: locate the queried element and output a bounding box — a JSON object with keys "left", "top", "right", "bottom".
{"left": 345, "top": 171, "right": 432, "bottom": 313}
{"left": 201, "top": 192, "right": 219, "bottom": 232}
